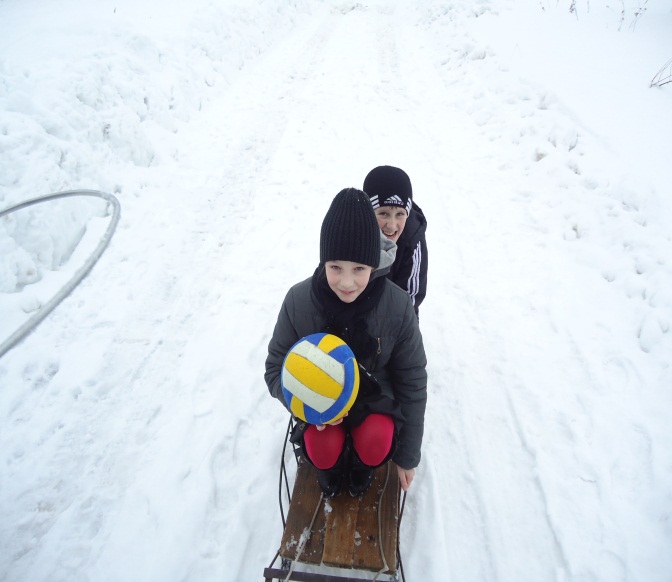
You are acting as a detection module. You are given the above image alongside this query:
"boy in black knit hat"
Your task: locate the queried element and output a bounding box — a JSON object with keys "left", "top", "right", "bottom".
{"left": 265, "top": 188, "right": 428, "bottom": 498}
{"left": 363, "top": 165, "right": 428, "bottom": 317}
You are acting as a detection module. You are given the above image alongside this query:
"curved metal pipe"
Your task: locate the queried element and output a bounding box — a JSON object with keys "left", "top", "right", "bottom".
{"left": 0, "top": 190, "right": 121, "bottom": 359}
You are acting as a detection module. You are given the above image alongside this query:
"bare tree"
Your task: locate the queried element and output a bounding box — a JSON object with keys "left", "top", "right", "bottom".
{"left": 650, "top": 59, "right": 672, "bottom": 88}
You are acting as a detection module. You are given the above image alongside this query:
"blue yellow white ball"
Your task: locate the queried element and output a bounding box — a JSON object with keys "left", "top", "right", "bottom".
{"left": 281, "top": 333, "right": 359, "bottom": 425}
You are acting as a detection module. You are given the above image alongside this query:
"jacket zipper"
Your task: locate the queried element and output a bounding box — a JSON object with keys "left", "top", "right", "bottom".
{"left": 370, "top": 337, "right": 382, "bottom": 372}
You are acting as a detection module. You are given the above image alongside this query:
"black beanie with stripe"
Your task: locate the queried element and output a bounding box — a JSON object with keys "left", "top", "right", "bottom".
{"left": 363, "top": 165, "right": 413, "bottom": 216}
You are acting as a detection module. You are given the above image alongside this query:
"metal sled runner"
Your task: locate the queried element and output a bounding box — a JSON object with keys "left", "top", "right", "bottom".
{"left": 264, "top": 420, "right": 407, "bottom": 582}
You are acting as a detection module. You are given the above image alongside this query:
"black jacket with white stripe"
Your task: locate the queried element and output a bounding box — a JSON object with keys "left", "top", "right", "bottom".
{"left": 389, "top": 201, "right": 428, "bottom": 315}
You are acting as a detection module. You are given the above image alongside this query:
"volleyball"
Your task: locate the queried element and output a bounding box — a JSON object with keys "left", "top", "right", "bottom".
{"left": 281, "top": 333, "right": 359, "bottom": 425}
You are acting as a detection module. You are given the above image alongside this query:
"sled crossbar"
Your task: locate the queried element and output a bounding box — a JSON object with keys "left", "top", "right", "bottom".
{"left": 263, "top": 568, "right": 381, "bottom": 582}
{"left": 268, "top": 459, "right": 399, "bottom": 579}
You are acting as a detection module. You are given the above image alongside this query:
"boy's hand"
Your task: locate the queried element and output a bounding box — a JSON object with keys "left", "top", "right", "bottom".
{"left": 315, "top": 414, "right": 346, "bottom": 431}
{"left": 395, "top": 464, "right": 416, "bottom": 492}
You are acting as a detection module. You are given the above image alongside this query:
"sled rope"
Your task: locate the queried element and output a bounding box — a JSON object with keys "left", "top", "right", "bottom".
{"left": 278, "top": 418, "right": 294, "bottom": 528}
{"left": 373, "top": 461, "right": 391, "bottom": 581}
{"left": 397, "top": 490, "right": 407, "bottom": 582}
{"left": 284, "top": 491, "right": 325, "bottom": 581}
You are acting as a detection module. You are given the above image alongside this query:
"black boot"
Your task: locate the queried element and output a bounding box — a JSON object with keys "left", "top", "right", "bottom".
{"left": 301, "top": 434, "right": 346, "bottom": 498}
{"left": 314, "top": 448, "right": 347, "bottom": 498}
{"left": 316, "top": 466, "right": 343, "bottom": 498}
{"left": 348, "top": 451, "right": 374, "bottom": 497}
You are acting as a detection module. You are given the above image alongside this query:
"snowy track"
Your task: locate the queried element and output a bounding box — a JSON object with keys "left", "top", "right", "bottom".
{"left": 1, "top": 1, "right": 671, "bottom": 581}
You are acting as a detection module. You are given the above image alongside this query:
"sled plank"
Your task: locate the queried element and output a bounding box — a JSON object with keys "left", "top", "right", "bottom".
{"left": 323, "top": 464, "right": 398, "bottom": 572}
{"left": 353, "top": 464, "right": 399, "bottom": 572}
{"left": 280, "top": 462, "right": 326, "bottom": 565}
{"left": 280, "top": 460, "right": 398, "bottom": 574}
{"left": 322, "top": 491, "right": 359, "bottom": 567}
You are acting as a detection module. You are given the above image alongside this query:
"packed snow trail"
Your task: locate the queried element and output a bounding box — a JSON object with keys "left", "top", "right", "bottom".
{"left": 1, "top": 1, "right": 671, "bottom": 581}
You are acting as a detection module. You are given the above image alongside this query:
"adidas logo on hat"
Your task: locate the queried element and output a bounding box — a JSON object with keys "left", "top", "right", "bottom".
{"left": 383, "top": 195, "right": 405, "bottom": 206}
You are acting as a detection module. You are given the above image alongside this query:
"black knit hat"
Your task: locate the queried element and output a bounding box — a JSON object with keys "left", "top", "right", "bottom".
{"left": 363, "top": 165, "right": 413, "bottom": 215}
{"left": 320, "top": 188, "right": 381, "bottom": 268}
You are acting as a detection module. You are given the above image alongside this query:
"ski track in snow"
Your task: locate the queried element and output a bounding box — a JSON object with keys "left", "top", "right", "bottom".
{"left": 1, "top": 1, "right": 671, "bottom": 581}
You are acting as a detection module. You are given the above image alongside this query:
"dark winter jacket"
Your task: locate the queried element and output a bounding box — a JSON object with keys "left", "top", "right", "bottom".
{"left": 265, "top": 269, "right": 428, "bottom": 470}
{"left": 389, "top": 201, "right": 428, "bottom": 315}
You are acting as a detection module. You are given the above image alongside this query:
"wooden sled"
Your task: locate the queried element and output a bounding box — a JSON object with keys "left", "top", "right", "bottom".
{"left": 264, "top": 420, "right": 407, "bottom": 582}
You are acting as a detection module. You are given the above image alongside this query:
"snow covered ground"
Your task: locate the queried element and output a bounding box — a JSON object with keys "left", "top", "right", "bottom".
{"left": 1, "top": 0, "right": 671, "bottom": 580}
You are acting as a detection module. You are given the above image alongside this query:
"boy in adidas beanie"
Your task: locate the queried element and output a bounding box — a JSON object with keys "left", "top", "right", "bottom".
{"left": 363, "top": 166, "right": 429, "bottom": 317}
{"left": 265, "top": 187, "right": 428, "bottom": 498}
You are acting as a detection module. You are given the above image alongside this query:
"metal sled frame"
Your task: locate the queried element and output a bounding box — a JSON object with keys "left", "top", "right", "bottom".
{"left": 264, "top": 418, "right": 407, "bottom": 582}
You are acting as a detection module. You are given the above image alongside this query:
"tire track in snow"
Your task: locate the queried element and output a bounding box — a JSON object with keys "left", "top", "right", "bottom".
{"left": 501, "top": 385, "right": 572, "bottom": 573}
{"left": 404, "top": 4, "right": 672, "bottom": 580}
{"left": 389, "top": 4, "right": 584, "bottom": 579}
{"left": 360, "top": 4, "right": 506, "bottom": 579}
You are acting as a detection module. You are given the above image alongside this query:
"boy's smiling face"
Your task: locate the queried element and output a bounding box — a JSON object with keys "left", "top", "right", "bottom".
{"left": 374, "top": 206, "right": 408, "bottom": 243}
{"left": 324, "top": 260, "right": 373, "bottom": 303}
